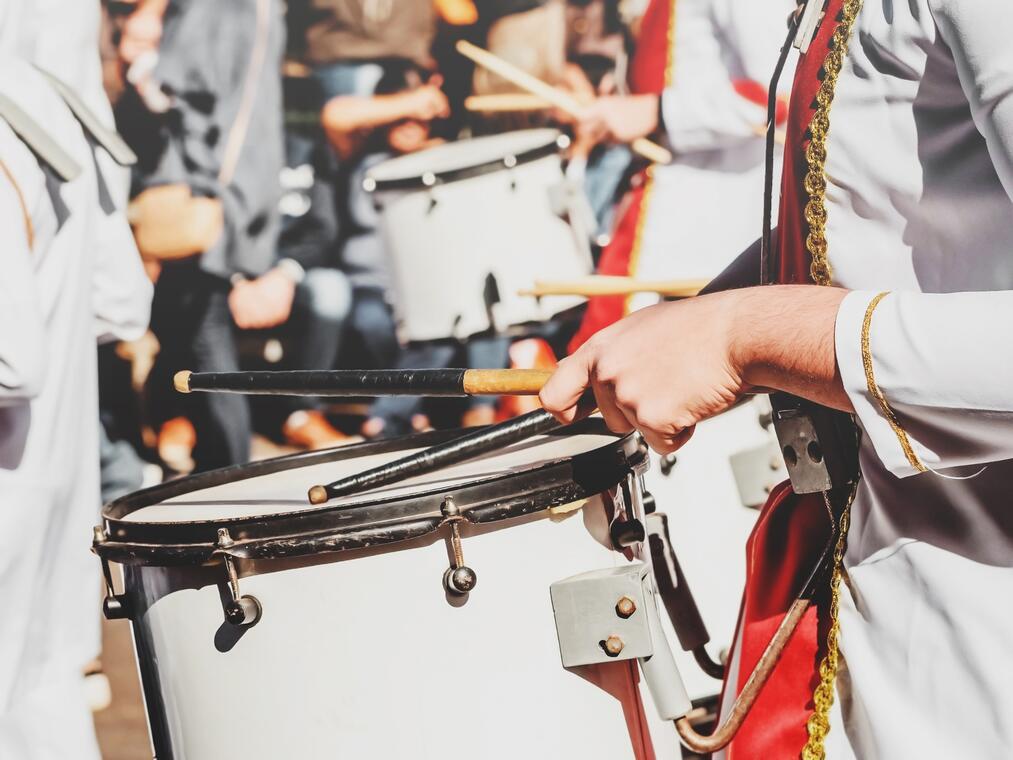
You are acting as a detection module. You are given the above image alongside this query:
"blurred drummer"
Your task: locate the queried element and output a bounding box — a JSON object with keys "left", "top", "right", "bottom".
{"left": 0, "top": 2, "right": 151, "bottom": 755}
{"left": 566, "top": 0, "right": 794, "bottom": 348}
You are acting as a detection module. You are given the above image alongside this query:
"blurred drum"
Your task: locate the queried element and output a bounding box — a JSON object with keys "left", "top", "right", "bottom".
{"left": 95, "top": 422, "right": 682, "bottom": 760}
{"left": 365, "top": 129, "right": 592, "bottom": 342}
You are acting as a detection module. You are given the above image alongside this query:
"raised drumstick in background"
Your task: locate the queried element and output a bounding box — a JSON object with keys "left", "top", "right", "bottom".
{"left": 456, "top": 40, "right": 673, "bottom": 165}
{"left": 520, "top": 276, "right": 709, "bottom": 299}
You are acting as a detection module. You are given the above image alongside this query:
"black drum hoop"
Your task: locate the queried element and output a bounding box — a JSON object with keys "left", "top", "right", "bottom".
{"left": 364, "top": 134, "right": 564, "bottom": 193}
{"left": 96, "top": 420, "right": 648, "bottom": 567}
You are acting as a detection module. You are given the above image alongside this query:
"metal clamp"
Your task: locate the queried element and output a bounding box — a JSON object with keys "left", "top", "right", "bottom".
{"left": 441, "top": 497, "right": 477, "bottom": 595}
{"left": 608, "top": 473, "right": 647, "bottom": 549}
{"left": 93, "top": 525, "right": 130, "bottom": 620}
{"left": 216, "top": 529, "right": 262, "bottom": 627}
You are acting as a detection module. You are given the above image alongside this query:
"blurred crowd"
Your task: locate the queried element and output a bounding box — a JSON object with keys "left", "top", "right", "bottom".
{"left": 96, "top": 0, "right": 662, "bottom": 495}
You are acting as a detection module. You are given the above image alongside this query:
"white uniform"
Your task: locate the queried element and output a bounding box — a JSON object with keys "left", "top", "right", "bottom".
{"left": 630, "top": 0, "right": 793, "bottom": 310}
{"left": 801, "top": 2, "right": 1013, "bottom": 757}
{"left": 0, "top": 13, "right": 151, "bottom": 758}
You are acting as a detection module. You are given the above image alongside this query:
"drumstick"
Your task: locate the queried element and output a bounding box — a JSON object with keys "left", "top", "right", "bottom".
{"left": 456, "top": 40, "right": 673, "bottom": 165}
{"left": 464, "top": 94, "right": 551, "bottom": 112}
{"left": 308, "top": 404, "right": 596, "bottom": 504}
{"left": 174, "top": 368, "right": 553, "bottom": 397}
{"left": 520, "top": 276, "right": 709, "bottom": 298}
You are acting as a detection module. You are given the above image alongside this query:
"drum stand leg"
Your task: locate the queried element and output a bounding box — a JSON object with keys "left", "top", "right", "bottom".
{"left": 93, "top": 525, "right": 131, "bottom": 620}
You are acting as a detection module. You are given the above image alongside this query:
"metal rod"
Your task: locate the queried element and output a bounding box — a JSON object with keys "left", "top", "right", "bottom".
{"left": 307, "top": 407, "right": 570, "bottom": 504}
{"left": 174, "top": 368, "right": 553, "bottom": 398}
{"left": 675, "top": 598, "right": 811, "bottom": 753}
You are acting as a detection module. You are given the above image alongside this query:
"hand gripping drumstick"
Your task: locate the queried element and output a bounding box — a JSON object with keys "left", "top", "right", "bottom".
{"left": 174, "top": 368, "right": 552, "bottom": 397}
{"left": 456, "top": 40, "right": 673, "bottom": 165}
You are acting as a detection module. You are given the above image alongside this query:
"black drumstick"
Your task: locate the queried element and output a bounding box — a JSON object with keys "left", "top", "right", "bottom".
{"left": 173, "top": 369, "right": 552, "bottom": 397}
{"left": 307, "top": 401, "right": 595, "bottom": 505}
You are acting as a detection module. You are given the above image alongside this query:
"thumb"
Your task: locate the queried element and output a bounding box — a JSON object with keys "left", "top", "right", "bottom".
{"left": 539, "top": 353, "right": 593, "bottom": 424}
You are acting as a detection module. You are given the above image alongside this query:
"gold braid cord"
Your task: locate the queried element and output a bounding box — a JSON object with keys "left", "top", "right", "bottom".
{"left": 862, "top": 292, "right": 928, "bottom": 473}
{"left": 800, "top": 1, "right": 864, "bottom": 758}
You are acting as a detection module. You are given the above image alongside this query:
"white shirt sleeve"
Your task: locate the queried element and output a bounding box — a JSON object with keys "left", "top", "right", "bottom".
{"left": 659, "top": 0, "right": 789, "bottom": 153}
{"left": 90, "top": 146, "right": 152, "bottom": 345}
{"left": 929, "top": 0, "right": 1013, "bottom": 203}
{"left": 835, "top": 290, "right": 1013, "bottom": 477}
{"left": 0, "top": 166, "right": 46, "bottom": 402}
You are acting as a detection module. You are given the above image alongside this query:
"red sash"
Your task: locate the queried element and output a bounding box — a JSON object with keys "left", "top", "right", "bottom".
{"left": 568, "top": 1, "right": 792, "bottom": 353}
{"left": 725, "top": 4, "right": 847, "bottom": 758}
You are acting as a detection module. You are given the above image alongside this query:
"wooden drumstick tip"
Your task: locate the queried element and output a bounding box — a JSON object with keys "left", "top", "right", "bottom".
{"left": 308, "top": 485, "right": 329, "bottom": 505}
{"left": 173, "top": 370, "right": 192, "bottom": 394}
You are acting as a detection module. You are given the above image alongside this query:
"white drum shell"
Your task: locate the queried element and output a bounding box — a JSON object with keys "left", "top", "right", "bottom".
{"left": 368, "top": 130, "right": 591, "bottom": 342}
{"left": 117, "top": 430, "right": 685, "bottom": 760}
{"left": 126, "top": 510, "right": 683, "bottom": 759}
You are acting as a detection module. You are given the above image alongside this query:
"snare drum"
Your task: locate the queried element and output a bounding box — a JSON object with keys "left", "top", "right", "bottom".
{"left": 365, "top": 129, "right": 592, "bottom": 342}
{"left": 95, "top": 422, "right": 682, "bottom": 760}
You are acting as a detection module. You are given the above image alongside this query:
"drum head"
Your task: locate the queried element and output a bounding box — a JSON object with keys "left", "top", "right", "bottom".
{"left": 98, "top": 420, "right": 647, "bottom": 566}
{"left": 365, "top": 129, "right": 564, "bottom": 191}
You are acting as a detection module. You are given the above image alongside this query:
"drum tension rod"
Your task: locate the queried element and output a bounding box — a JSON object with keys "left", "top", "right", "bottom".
{"left": 93, "top": 525, "right": 131, "bottom": 621}
{"left": 216, "top": 529, "right": 263, "bottom": 627}
{"left": 441, "top": 497, "right": 477, "bottom": 596}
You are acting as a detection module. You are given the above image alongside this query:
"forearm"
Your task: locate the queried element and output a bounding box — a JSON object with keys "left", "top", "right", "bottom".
{"left": 729, "top": 285, "right": 852, "bottom": 412}
{"left": 321, "top": 94, "right": 415, "bottom": 135}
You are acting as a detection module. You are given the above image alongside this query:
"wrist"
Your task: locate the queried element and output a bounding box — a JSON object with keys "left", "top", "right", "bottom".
{"left": 730, "top": 286, "right": 848, "bottom": 397}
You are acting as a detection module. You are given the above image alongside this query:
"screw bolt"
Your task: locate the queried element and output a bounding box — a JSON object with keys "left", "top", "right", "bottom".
{"left": 604, "top": 635, "right": 625, "bottom": 657}
{"left": 615, "top": 596, "right": 637, "bottom": 619}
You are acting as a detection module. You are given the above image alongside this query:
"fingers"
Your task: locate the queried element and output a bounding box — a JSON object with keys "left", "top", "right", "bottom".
{"left": 639, "top": 425, "right": 695, "bottom": 455}
{"left": 591, "top": 374, "right": 635, "bottom": 435}
{"left": 539, "top": 354, "right": 592, "bottom": 424}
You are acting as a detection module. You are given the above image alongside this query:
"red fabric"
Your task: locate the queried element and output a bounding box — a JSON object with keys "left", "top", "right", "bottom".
{"left": 724, "top": 4, "right": 846, "bottom": 758}
{"left": 568, "top": 182, "right": 647, "bottom": 352}
{"left": 732, "top": 79, "right": 789, "bottom": 125}
{"left": 727, "top": 486, "right": 832, "bottom": 759}
{"left": 567, "top": 0, "right": 672, "bottom": 352}
{"left": 629, "top": 0, "right": 673, "bottom": 95}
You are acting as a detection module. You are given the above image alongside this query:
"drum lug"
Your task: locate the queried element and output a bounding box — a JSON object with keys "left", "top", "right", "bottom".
{"left": 440, "top": 497, "right": 477, "bottom": 596}
{"left": 216, "top": 529, "right": 262, "bottom": 627}
{"left": 608, "top": 474, "right": 647, "bottom": 550}
{"left": 94, "top": 525, "right": 131, "bottom": 620}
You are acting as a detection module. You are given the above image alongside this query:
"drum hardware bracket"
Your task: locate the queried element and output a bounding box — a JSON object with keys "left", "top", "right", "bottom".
{"left": 645, "top": 513, "right": 724, "bottom": 680}
{"left": 549, "top": 563, "right": 693, "bottom": 721}
{"left": 440, "top": 497, "right": 478, "bottom": 596}
{"left": 94, "top": 525, "right": 131, "bottom": 621}
{"left": 769, "top": 393, "right": 860, "bottom": 494}
{"left": 608, "top": 473, "right": 647, "bottom": 550}
{"left": 215, "top": 529, "right": 262, "bottom": 627}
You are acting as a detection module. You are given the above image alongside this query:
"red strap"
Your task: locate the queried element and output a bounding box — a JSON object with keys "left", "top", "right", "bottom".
{"left": 732, "top": 79, "right": 788, "bottom": 125}
{"left": 724, "top": 4, "right": 846, "bottom": 757}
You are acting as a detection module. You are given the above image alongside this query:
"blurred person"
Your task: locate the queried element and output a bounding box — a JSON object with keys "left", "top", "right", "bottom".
{"left": 287, "top": 0, "right": 437, "bottom": 100}
{"left": 0, "top": 2, "right": 152, "bottom": 755}
{"left": 566, "top": 0, "right": 794, "bottom": 349}
{"left": 129, "top": 0, "right": 354, "bottom": 468}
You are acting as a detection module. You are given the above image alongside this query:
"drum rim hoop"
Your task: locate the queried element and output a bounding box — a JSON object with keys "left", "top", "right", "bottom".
{"left": 96, "top": 420, "right": 648, "bottom": 566}
{"left": 364, "top": 130, "right": 562, "bottom": 192}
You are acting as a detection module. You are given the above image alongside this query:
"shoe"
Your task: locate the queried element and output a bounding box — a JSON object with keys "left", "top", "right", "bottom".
{"left": 157, "top": 416, "right": 196, "bottom": 473}
{"left": 283, "top": 410, "right": 353, "bottom": 450}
